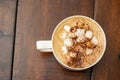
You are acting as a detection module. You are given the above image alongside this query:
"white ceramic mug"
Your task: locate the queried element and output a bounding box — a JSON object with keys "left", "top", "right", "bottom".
{"left": 36, "top": 15, "right": 106, "bottom": 71}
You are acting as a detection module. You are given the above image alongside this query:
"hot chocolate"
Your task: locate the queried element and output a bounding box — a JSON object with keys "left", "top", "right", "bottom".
{"left": 53, "top": 16, "right": 106, "bottom": 68}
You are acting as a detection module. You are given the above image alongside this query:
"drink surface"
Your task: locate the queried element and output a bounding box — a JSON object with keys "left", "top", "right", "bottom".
{"left": 53, "top": 16, "right": 105, "bottom": 68}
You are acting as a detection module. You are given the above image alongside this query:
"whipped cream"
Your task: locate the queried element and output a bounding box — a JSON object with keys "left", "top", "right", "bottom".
{"left": 64, "top": 25, "right": 71, "bottom": 32}
{"left": 85, "top": 31, "right": 93, "bottom": 39}
{"left": 91, "top": 37, "right": 98, "bottom": 45}
{"left": 64, "top": 38, "right": 73, "bottom": 47}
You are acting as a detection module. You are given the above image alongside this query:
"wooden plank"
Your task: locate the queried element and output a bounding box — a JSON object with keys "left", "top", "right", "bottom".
{"left": 92, "top": 0, "right": 120, "bottom": 80}
{"left": 0, "top": 0, "right": 17, "bottom": 80}
{"left": 13, "top": 0, "right": 94, "bottom": 80}
{"left": 0, "top": 0, "right": 16, "bottom": 35}
{"left": 0, "top": 37, "right": 13, "bottom": 80}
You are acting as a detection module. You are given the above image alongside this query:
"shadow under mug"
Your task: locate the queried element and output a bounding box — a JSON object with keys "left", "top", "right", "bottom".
{"left": 36, "top": 15, "right": 106, "bottom": 71}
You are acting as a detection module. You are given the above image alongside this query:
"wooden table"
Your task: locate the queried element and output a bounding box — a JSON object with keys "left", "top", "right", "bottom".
{"left": 0, "top": 0, "right": 120, "bottom": 80}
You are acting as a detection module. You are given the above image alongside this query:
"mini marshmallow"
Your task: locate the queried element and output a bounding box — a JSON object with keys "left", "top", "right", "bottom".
{"left": 76, "top": 36, "right": 85, "bottom": 42}
{"left": 62, "top": 32, "right": 67, "bottom": 39}
{"left": 68, "top": 33, "right": 76, "bottom": 38}
{"left": 62, "top": 46, "right": 68, "bottom": 54}
{"left": 79, "top": 47, "right": 83, "bottom": 52}
{"left": 91, "top": 37, "right": 98, "bottom": 45}
{"left": 64, "top": 38, "right": 73, "bottom": 47}
{"left": 85, "top": 31, "right": 93, "bottom": 39}
{"left": 70, "top": 52, "right": 77, "bottom": 58}
{"left": 86, "top": 48, "right": 93, "bottom": 55}
{"left": 64, "top": 25, "right": 71, "bottom": 32}
{"left": 75, "top": 29, "right": 85, "bottom": 37}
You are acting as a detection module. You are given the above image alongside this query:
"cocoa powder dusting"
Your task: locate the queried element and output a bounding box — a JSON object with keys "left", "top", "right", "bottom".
{"left": 63, "top": 20, "right": 99, "bottom": 68}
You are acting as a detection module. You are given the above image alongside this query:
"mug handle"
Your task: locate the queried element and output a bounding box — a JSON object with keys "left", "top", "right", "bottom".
{"left": 36, "top": 40, "right": 52, "bottom": 52}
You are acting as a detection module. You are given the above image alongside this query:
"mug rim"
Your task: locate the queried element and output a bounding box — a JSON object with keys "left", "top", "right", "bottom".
{"left": 51, "top": 15, "right": 106, "bottom": 71}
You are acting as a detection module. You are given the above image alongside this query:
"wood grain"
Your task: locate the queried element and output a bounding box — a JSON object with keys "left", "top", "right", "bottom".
{"left": 0, "top": 0, "right": 16, "bottom": 35}
{"left": 0, "top": 37, "right": 13, "bottom": 80}
{"left": 92, "top": 0, "right": 120, "bottom": 80}
{"left": 13, "top": 0, "right": 94, "bottom": 80}
{"left": 0, "top": 0, "right": 17, "bottom": 80}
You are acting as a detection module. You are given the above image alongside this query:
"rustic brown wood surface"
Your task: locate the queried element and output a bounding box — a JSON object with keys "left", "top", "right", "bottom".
{"left": 0, "top": 0, "right": 17, "bottom": 80}
{"left": 12, "top": 0, "right": 94, "bottom": 80}
{"left": 92, "top": 0, "right": 120, "bottom": 80}
{"left": 0, "top": 0, "right": 120, "bottom": 80}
